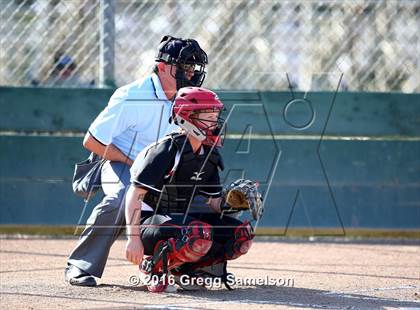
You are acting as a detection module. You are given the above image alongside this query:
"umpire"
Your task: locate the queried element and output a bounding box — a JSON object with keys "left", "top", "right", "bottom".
{"left": 65, "top": 35, "right": 208, "bottom": 286}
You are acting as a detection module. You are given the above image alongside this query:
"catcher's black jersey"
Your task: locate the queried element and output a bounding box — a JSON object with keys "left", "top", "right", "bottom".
{"left": 130, "top": 133, "right": 224, "bottom": 214}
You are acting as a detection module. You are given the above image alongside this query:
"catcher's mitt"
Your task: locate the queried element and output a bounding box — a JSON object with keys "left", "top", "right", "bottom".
{"left": 222, "top": 179, "right": 263, "bottom": 220}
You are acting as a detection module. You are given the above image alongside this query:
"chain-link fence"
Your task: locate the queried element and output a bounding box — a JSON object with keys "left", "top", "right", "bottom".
{"left": 1, "top": 0, "right": 419, "bottom": 92}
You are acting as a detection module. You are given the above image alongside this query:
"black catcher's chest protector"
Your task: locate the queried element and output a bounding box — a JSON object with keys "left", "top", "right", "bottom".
{"left": 143, "top": 133, "right": 223, "bottom": 214}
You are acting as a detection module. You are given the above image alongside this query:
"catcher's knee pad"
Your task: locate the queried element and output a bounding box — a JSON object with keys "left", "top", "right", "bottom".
{"left": 172, "top": 220, "right": 213, "bottom": 264}
{"left": 225, "top": 221, "right": 254, "bottom": 260}
{"left": 141, "top": 220, "right": 213, "bottom": 274}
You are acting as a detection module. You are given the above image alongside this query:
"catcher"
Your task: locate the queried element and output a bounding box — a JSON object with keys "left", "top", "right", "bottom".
{"left": 125, "top": 86, "right": 263, "bottom": 292}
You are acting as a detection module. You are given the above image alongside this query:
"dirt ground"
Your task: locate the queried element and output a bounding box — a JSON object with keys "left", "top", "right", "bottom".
{"left": 0, "top": 237, "right": 419, "bottom": 310}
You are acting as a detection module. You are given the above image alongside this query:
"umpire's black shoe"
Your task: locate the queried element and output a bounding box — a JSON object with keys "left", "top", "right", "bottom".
{"left": 65, "top": 264, "right": 97, "bottom": 287}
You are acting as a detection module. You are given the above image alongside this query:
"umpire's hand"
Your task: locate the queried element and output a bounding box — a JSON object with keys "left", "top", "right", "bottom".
{"left": 125, "top": 236, "right": 144, "bottom": 265}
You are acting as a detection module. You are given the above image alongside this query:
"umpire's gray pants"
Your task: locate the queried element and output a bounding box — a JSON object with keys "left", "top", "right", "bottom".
{"left": 67, "top": 161, "right": 130, "bottom": 278}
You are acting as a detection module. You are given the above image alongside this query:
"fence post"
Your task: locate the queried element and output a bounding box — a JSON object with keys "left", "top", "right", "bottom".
{"left": 99, "top": 0, "right": 116, "bottom": 88}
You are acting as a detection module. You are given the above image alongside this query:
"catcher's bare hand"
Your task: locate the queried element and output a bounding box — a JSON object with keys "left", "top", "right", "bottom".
{"left": 208, "top": 197, "right": 222, "bottom": 213}
{"left": 125, "top": 236, "right": 144, "bottom": 265}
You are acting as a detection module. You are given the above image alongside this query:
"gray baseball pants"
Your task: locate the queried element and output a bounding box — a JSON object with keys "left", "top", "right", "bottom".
{"left": 67, "top": 161, "right": 130, "bottom": 277}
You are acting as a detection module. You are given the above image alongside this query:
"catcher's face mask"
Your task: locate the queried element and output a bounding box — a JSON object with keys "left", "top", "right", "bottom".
{"left": 190, "top": 109, "right": 226, "bottom": 148}
{"left": 171, "top": 87, "right": 226, "bottom": 147}
{"left": 156, "top": 36, "right": 208, "bottom": 90}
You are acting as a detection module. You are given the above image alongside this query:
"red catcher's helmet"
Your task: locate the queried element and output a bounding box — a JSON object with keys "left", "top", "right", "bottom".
{"left": 172, "top": 87, "right": 225, "bottom": 147}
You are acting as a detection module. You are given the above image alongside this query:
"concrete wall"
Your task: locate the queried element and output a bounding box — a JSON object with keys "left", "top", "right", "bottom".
{"left": 0, "top": 87, "right": 419, "bottom": 232}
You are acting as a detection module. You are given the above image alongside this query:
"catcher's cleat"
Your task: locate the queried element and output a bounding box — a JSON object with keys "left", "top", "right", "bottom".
{"left": 145, "top": 274, "right": 178, "bottom": 293}
{"left": 140, "top": 246, "right": 171, "bottom": 293}
{"left": 173, "top": 262, "right": 235, "bottom": 291}
{"left": 139, "top": 267, "right": 178, "bottom": 293}
{"left": 147, "top": 280, "right": 167, "bottom": 293}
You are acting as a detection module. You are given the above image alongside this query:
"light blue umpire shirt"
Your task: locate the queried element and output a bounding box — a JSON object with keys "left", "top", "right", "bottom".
{"left": 88, "top": 73, "right": 179, "bottom": 161}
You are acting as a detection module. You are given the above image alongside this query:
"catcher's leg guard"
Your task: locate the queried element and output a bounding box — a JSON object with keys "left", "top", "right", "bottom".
{"left": 141, "top": 220, "right": 213, "bottom": 275}
{"left": 224, "top": 221, "right": 254, "bottom": 260}
{"left": 181, "top": 220, "right": 255, "bottom": 272}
